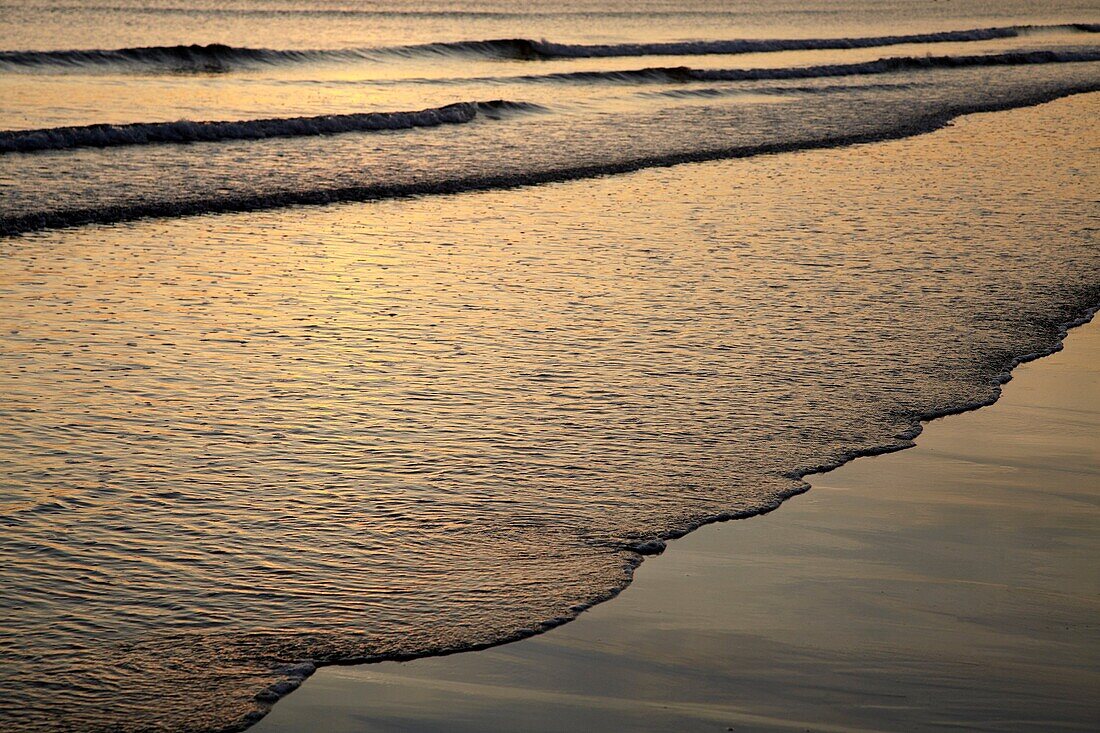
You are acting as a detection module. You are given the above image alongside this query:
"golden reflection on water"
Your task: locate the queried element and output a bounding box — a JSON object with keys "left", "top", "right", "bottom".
{"left": 2, "top": 29, "right": 1094, "bottom": 130}
{"left": 0, "top": 2, "right": 1098, "bottom": 726}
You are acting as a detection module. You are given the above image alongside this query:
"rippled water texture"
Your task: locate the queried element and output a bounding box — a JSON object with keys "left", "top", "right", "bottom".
{"left": 1, "top": 93, "right": 1096, "bottom": 731}
{"left": 1, "top": 1, "right": 1099, "bottom": 731}
{"left": 3, "top": 3, "right": 1100, "bottom": 234}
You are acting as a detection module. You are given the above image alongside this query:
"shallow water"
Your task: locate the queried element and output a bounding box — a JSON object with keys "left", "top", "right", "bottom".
{"left": 1, "top": 2, "right": 1098, "bottom": 731}
{"left": 255, "top": 299, "right": 1100, "bottom": 733}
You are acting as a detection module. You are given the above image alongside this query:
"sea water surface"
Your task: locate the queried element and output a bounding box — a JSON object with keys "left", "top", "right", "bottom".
{"left": 1, "top": 1, "right": 1099, "bottom": 731}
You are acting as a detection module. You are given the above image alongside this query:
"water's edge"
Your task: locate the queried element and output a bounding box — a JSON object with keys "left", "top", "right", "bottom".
{"left": 231, "top": 99, "right": 1100, "bottom": 732}
{"left": 240, "top": 296, "right": 1098, "bottom": 731}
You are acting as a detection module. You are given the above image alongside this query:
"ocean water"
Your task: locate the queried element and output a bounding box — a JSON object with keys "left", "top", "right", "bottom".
{"left": 0, "top": 1, "right": 1098, "bottom": 731}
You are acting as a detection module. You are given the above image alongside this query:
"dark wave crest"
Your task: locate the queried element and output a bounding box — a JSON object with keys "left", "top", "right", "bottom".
{"left": 408, "top": 23, "right": 1100, "bottom": 60}
{"left": 0, "top": 43, "right": 332, "bottom": 72}
{"left": 640, "top": 81, "right": 921, "bottom": 100}
{"left": 0, "top": 101, "right": 540, "bottom": 154}
{"left": 503, "top": 49, "right": 1100, "bottom": 84}
{"left": 1, "top": 23, "right": 1096, "bottom": 71}
{"left": 3, "top": 82, "right": 1096, "bottom": 238}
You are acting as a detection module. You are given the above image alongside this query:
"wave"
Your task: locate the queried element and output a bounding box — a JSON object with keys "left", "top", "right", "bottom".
{"left": 3, "top": 81, "right": 1096, "bottom": 238}
{"left": 640, "top": 81, "right": 922, "bottom": 100}
{"left": 1, "top": 23, "right": 1096, "bottom": 72}
{"left": 0, "top": 43, "right": 333, "bottom": 71}
{"left": 407, "top": 23, "right": 1100, "bottom": 60}
{"left": 502, "top": 49, "right": 1100, "bottom": 84}
{"left": 0, "top": 101, "right": 539, "bottom": 154}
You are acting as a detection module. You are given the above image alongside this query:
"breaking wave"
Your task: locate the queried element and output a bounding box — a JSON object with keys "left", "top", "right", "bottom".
{"left": 1, "top": 23, "right": 1096, "bottom": 71}
{"left": 0, "top": 43, "right": 330, "bottom": 71}
{"left": 500, "top": 49, "right": 1100, "bottom": 84}
{"left": 0, "top": 101, "right": 540, "bottom": 154}
{"left": 639, "top": 81, "right": 922, "bottom": 100}
{"left": 403, "top": 23, "right": 1100, "bottom": 60}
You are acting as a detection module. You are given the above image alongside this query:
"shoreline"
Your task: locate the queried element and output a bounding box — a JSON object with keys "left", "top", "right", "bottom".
{"left": 624, "top": 299, "right": 1100, "bottom": 561}
{"left": 254, "top": 297, "right": 1100, "bottom": 732}
{"left": 240, "top": 93, "right": 1100, "bottom": 730}
{"left": 240, "top": 298, "right": 1098, "bottom": 727}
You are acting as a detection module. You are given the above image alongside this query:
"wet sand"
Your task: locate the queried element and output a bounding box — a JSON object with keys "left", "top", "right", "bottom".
{"left": 254, "top": 315, "right": 1100, "bottom": 732}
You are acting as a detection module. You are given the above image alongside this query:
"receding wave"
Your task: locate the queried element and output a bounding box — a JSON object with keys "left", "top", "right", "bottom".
{"left": 3, "top": 81, "right": 1096, "bottom": 238}
{"left": 1, "top": 23, "right": 1096, "bottom": 72}
{"left": 0, "top": 101, "right": 539, "bottom": 154}
{"left": 502, "top": 49, "right": 1100, "bottom": 84}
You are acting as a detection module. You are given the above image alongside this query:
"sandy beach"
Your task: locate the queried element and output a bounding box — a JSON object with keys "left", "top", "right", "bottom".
{"left": 255, "top": 318, "right": 1099, "bottom": 732}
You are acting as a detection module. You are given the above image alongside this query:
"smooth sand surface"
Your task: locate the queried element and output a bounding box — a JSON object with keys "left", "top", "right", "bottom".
{"left": 255, "top": 318, "right": 1099, "bottom": 732}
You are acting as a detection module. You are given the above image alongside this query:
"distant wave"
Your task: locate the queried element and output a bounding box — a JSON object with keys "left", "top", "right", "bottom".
{"left": 501, "top": 49, "right": 1100, "bottom": 84}
{"left": 0, "top": 43, "right": 331, "bottom": 71}
{"left": 3, "top": 81, "right": 1096, "bottom": 238}
{"left": 0, "top": 101, "right": 539, "bottom": 154}
{"left": 640, "top": 81, "right": 921, "bottom": 100}
{"left": 404, "top": 23, "right": 1100, "bottom": 60}
{"left": 1, "top": 23, "right": 1096, "bottom": 71}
